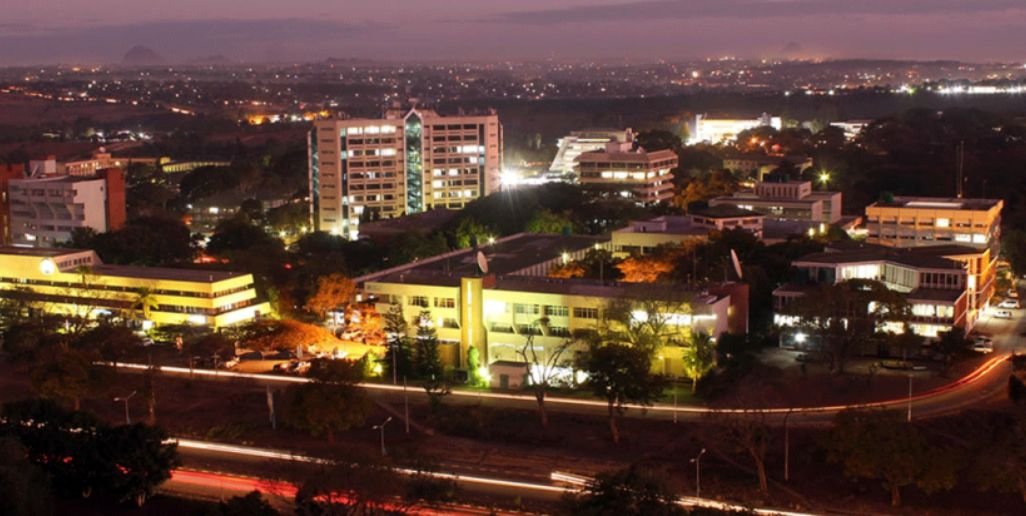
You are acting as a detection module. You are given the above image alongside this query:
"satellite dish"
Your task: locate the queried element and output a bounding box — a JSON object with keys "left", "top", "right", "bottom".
{"left": 476, "top": 251, "right": 489, "bottom": 275}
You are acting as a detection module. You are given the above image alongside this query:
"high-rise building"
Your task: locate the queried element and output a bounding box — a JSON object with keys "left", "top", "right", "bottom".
{"left": 7, "top": 168, "right": 127, "bottom": 247}
{"left": 309, "top": 107, "right": 502, "bottom": 239}
{"left": 575, "top": 140, "right": 677, "bottom": 204}
{"left": 0, "top": 163, "right": 26, "bottom": 245}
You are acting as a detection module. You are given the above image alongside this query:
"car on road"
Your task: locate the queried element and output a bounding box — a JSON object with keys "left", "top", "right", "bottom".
{"left": 994, "top": 309, "right": 1014, "bottom": 319}
{"left": 998, "top": 299, "right": 1021, "bottom": 309}
{"left": 972, "top": 343, "right": 995, "bottom": 354}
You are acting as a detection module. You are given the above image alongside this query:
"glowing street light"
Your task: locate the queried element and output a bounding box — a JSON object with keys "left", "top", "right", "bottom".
{"left": 818, "top": 171, "right": 831, "bottom": 186}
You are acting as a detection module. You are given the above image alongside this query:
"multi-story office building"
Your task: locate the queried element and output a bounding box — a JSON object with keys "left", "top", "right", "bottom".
{"left": 864, "top": 197, "right": 1002, "bottom": 250}
{"left": 0, "top": 163, "right": 25, "bottom": 245}
{"left": 0, "top": 247, "right": 270, "bottom": 329}
{"left": 611, "top": 207, "right": 765, "bottom": 256}
{"left": 549, "top": 128, "right": 635, "bottom": 176}
{"left": 355, "top": 233, "right": 748, "bottom": 377}
{"left": 773, "top": 243, "right": 974, "bottom": 345}
{"left": 710, "top": 180, "right": 842, "bottom": 224}
{"left": 7, "top": 168, "right": 126, "bottom": 247}
{"left": 309, "top": 106, "right": 502, "bottom": 239}
{"left": 688, "top": 113, "right": 782, "bottom": 145}
{"left": 576, "top": 140, "right": 677, "bottom": 204}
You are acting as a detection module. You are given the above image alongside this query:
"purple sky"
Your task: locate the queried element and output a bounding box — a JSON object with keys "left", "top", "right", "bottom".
{"left": 3, "top": 0, "right": 1026, "bottom": 64}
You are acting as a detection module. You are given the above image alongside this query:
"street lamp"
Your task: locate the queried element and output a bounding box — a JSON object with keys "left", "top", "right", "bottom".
{"left": 818, "top": 171, "right": 831, "bottom": 186}
{"left": 113, "top": 390, "right": 137, "bottom": 425}
{"left": 690, "top": 448, "right": 707, "bottom": 498}
{"left": 373, "top": 416, "right": 393, "bottom": 456}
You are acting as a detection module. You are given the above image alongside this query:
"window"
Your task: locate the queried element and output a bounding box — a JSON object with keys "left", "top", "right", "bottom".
{"left": 545, "top": 305, "right": 569, "bottom": 317}
{"left": 514, "top": 303, "right": 540, "bottom": 315}
{"left": 434, "top": 297, "right": 456, "bottom": 308}
{"left": 408, "top": 296, "right": 429, "bottom": 308}
{"left": 573, "top": 307, "right": 599, "bottom": 319}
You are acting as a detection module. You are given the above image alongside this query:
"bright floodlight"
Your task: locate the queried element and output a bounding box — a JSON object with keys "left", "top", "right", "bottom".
{"left": 794, "top": 332, "right": 807, "bottom": 344}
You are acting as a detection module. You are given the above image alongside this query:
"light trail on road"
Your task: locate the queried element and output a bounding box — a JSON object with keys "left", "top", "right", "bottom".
{"left": 112, "top": 352, "right": 1011, "bottom": 417}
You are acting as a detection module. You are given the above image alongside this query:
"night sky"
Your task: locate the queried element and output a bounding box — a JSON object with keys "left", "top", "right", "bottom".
{"left": 3, "top": 0, "right": 1025, "bottom": 64}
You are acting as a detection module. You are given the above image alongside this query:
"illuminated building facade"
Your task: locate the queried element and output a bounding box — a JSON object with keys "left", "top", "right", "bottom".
{"left": 773, "top": 243, "right": 985, "bottom": 346}
{"left": 355, "top": 233, "right": 748, "bottom": 376}
{"left": 688, "top": 113, "right": 782, "bottom": 145}
{"left": 864, "top": 197, "right": 1002, "bottom": 250}
{"left": 0, "top": 247, "right": 270, "bottom": 329}
{"left": 710, "top": 180, "right": 842, "bottom": 224}
{"left": 549, "top": 128, "right": 634, "bottom": 176}
{"left": 575, "top": 141, "right": 677, "bottom": 204}
{"left": 7, "top": 169, "right": 126, "bottom": 247}
{"left": 309, "top": 107, "right": 502, "bottom": 239}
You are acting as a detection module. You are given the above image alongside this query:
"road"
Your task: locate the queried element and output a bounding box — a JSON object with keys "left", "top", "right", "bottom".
{"left": 160, "top": 437, "right": 817, "bottom": 516}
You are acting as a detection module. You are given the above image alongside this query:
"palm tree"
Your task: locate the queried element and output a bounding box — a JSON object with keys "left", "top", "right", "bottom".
{"left": 129, "top": 288, "right": 159, "bottom": 325}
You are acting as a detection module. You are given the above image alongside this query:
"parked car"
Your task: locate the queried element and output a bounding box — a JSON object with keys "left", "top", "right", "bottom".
{"left": 994, "top": 309, "right": 1014, "bottom": 319}
{"left": 1007, "top": 289, "right": 1019, "bottom": 299}
{"left": 998, "top": 299, "right": 1021, "bottom": 309}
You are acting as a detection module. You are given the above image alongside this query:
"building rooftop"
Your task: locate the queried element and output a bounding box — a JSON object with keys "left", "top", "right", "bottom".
{"left": 0, "top": 246, "right": 81, "bottom": 257}
{"left": 91, "top": 264, "right": 247, "bottom": 283}
{"left": 793, "top": 245, "right": 966, "bottom": 270}
{"left": 868, "top": 197, "right": 1002, "bottom": 211}
{"left": 358, "top": 233, "right": 605, "bottom": 287}
{"left": 692, "top": 205, "right": 764, "bottom": 219}
{"left": 491, "top": 276, "right": 724, "bottom": 310}
{"left": 577, "top": 148, "right": 677, "bottom": 163}
{"left": 358, "top": 209, "right": 460, "bottom": 239}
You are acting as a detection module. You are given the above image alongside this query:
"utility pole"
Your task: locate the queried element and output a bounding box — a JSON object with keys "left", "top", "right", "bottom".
{"left": 404, "top": 376, "right": 410, "bottom": 435}
{"left": 373, "top": 417, "right": 393, "bottom": 456}
{"left": 783, "top": 409, "right": 793, "bottom": 482}
{"left": 907, "top": 373, "right": 913, "bottom": 423}
{"left": 113, "top": 390, "right": 137, "bottom": 425}
{"left": 691, "top": 448, "right": 707, "bottom": 498}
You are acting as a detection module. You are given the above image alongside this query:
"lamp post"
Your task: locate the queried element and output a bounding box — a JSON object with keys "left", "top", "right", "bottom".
{"left": 391, "top": 342, "right": 398, "bottom": 385}
{"left": 114, "top": 390, "right": 137, "bottom": 425}
{"left": 783, "top": 409, "right": 793, "bottom": 482}
{"left": 690, "top": 448, "right": 707, "bottom": 498}
{"left": 373, "top": 417, "right": 393, "bottom": 456}
{"left": 907, "top": 373, "right": 913, "bottom": 423}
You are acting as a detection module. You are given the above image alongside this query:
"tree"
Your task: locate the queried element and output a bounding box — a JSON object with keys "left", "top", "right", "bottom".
{"left": 129, "top": 288, "right": 159, "bottom": 323}
{"left": 185, "top": 333, "right": 234, "bottom": 361}
{"left": 1002, "top": 228, "right": 1026, "bottom": 276}
{"left": 516, "top": 325, "right": 574, "bottom": 428}
{"left": 717, "top": 410, "right": 772, "bottom": 495}
{"left": 220, "top": 491, "right": 279, "bottom": 516}
{"left": 98, "top": 423, "right": 180, "bottom": 505}
{"left": 561, "top": 465, "right": 684, "bottom": 516}
{"left": 582, "top": 343, "right": 666, "bottom": 444}
{"left": 0, "top": 437, "right": 54, "bottom": 516}
{"left": 935, "top": 328, "right": 972, "bottom": 370}
{"left": 453, "top": 217, "right": 493, "bottom": 248}
{"left": 526, "top": 209, "right": 573, "bottom": 234}
{"left": 295, "top": 459, "right": 410, "bottom": 516}
{"left": 823, "top": 409, "right": 958, "bottom": 507}
{"left": 414, "top": 310, "right": 443, "bottom": 380}
{"left": 31, "top": 345, "right": 103, "bottom": 411}
{"left": 681, "top": 330, "right": 717, "bottom": 393}
{"left": 304, "top": 273, "right": 356, "bottom": 320}
{"left": 971, "top": 412, "right": 1026, "bottom": 504}
{"left": 73, "top": 323, "right": 142, "bottom": 371}
{"left": 383, "top": 304, "right": 414, "bottom": 382}
{"left": 284, "top": 359, "right": 368, "bottom": 443}
{"left": 791, "top": 279, "right": 892, "bottom": 374}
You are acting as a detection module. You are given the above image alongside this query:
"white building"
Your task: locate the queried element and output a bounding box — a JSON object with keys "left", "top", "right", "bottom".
{"left": 688, "top": 113, "right": 782, "bottom": 145}
{"left": 7, "top": 169, "right": 126, "bottom": 247}
{"left": 549, "top": 128, "right": 635, "bottom": 176}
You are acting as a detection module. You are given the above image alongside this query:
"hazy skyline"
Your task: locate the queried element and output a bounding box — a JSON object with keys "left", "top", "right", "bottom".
{"left": 3, "top": 0, "right": 1026, "bottom": 64}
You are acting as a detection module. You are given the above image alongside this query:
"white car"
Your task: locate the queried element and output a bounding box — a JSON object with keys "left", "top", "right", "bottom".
{"left": 998, "top": 299, "right": 1021, "bottom": 309}
{"left": 972, "top": 343, "right": 994, "bottom": 354}
{"left": 993, "top": 309, "right": 1014, "bottom": 319}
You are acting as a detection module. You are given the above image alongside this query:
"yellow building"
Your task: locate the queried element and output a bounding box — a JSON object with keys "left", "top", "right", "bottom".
{"left": 0, "top": 247, "right": 270, "bottom": 329}
{"left": 864, "top": 197, "right": 1002, "bottom": 250}
{"left": 355, "top": 234, "right": 746, "bottom": 377}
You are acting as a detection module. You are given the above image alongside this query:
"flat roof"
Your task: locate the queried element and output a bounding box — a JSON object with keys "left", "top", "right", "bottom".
{"left": 491, "top": 276, "right": 724, "bottom": 310}
{"left": 868, "top": 197, "right": 1002, "bottom": 211}
{"left": 360, "top": 233, "right": 605, "bottom": 287}
{"left": 692, "top": 205, "right": 763, "bottom": 219}
{"left": 0, "top": 246, "right": 83, "bottom": 257}
{"left": 793, "top": 246, "right": 965, "bottom": 270}
{"left": 577, "top": 148, "right": 677, "bottom": 162}
{"left": 91, "top": 264, "right": 247, "bottom": 283}
{"left": 615, "top": 216, "right": 711, "bottom": 237}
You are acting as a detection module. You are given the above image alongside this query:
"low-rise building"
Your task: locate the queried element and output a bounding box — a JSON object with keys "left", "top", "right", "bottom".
{"left": 7, "top": 168, "right": 126, "bottom": 247}
{"left": 355, "top": 233, "right": 748, "bottom": 376}
{"left": 0, "top": 247, "right": 270, "bottom": 329}
{"left": 62, "top": 148, "right": 159, "bottom": 177}
{"left": 611, "top": 207, "right": 764, "bottom": 256}
{"left": 710, "top": 179, "right": 842, "bottom": 224}
{"left": 576, "top": 140, "right": 677, "bottom": 204}
{"left": 829, "top": 120, "right": 871, "bottom": 141}
{"left": 773, "top": 243, "right": 986, "bottom": 346}
{"left": 688, "top": 113, "right": 782, "bottom": 145}
{"left": 864, "top": 197, "right": 1002, "bottom": 250}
